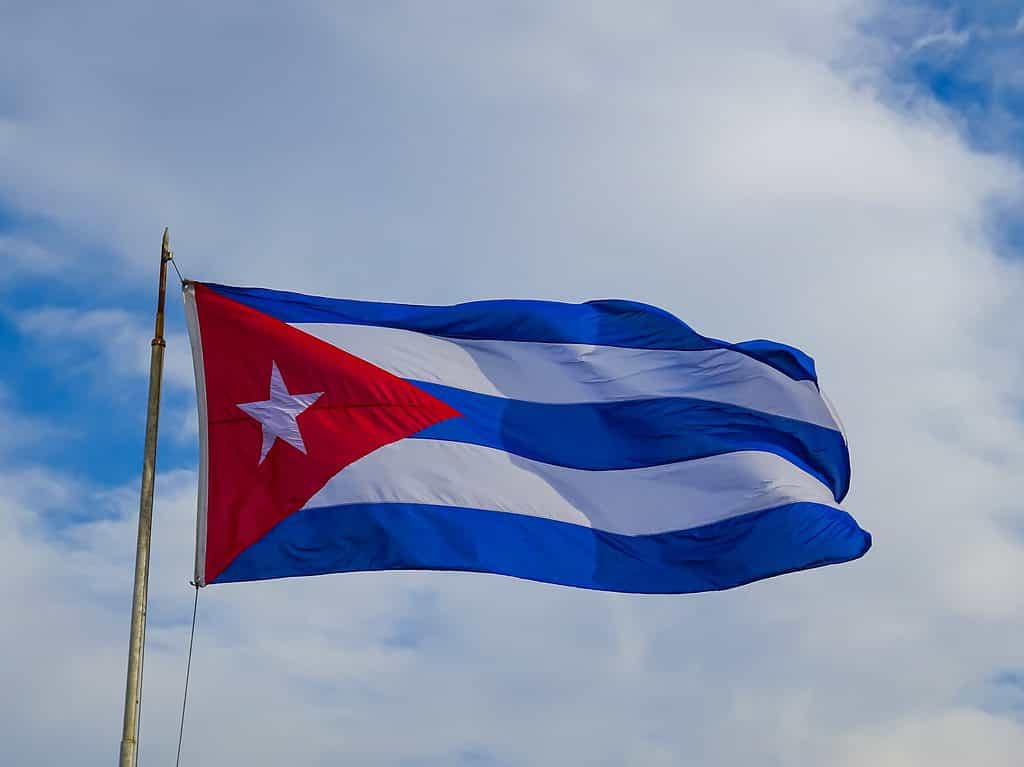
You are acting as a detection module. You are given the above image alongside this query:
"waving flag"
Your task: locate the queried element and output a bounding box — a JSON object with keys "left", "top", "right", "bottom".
{"left": 183, "top": 282, "right": 870, "bottom": 592}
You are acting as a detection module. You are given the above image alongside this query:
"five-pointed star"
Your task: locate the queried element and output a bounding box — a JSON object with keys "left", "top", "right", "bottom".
{"left": 237, "top": 361, "right": 324, "bottom": 464}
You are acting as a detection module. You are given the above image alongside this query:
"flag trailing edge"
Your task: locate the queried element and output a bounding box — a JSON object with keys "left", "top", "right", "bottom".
{"left": 183, "top": 281, "right": 870, "bottom": 593}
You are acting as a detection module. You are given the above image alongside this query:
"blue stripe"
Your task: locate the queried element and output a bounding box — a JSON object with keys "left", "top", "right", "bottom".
{"left": 412, "top": 382, "right": 850, "bottom": 501}
{"left": 205, "top": 283, "right": 818, "bottom": 383}
{"left": 214, "top": 502, "right": 871, "bottom": 593}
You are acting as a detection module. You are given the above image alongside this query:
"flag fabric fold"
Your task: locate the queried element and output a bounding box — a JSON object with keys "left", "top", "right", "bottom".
{"left": 184, "top": 281, "right": 870, "bottom": 592}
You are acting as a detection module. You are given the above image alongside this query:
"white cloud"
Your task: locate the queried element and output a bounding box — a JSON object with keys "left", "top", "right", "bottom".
{"left": 909, "top": 25, "right": 971, "bottom": 54}
{"left": 836, "top": 709, "right": 1024, "bottom": 766}
{"left": 0, "top": 1, "right": 1022, "bottom": 765}
{"left": 0, "top": 234, "right": 65, "bottom": 281}
{"left": 15, "top": 306, "right": 194, "bottom": 393}
{"left": 0, "top": 383, "right": 74, "bottom": 459}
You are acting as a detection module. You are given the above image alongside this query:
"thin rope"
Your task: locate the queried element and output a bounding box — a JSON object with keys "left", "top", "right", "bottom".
{"left": 168, "top": 253, "right": 186, "bottom": 286}
{"left": 175, "top": 585, "right": 200, "bottom": 767}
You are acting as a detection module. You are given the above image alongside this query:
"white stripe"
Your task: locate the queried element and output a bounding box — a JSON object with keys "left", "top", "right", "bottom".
{"left": 303, "top": 440, "right": 839, "bottom": 536}
{"left": 294, "top": 322, "right": 838, "bottom": 430}
{"left": 183, "top": 284, "right": 210, "bottom": 587}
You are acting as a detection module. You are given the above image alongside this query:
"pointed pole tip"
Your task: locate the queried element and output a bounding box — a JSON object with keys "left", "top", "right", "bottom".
{"left": 161, "top": 228, "right": 172, "bottom": 262}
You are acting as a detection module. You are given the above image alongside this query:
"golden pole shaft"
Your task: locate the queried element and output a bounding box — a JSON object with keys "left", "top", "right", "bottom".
{"left": 119, "top": 228, "right": 171, "bottom": 767}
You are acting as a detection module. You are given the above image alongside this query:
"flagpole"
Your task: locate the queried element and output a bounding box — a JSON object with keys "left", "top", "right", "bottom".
{"left": 119, "top": 228, "right": 172, "bottom": 767}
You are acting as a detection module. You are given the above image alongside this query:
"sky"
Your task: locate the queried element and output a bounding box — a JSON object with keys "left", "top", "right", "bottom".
{"left": 1, "top": 1, "right": 1023, "bottom": 765}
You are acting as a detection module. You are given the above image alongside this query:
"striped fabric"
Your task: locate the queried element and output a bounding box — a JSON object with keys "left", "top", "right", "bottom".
{"left": 187, "top": 283, "right": 870, "bottom": 592}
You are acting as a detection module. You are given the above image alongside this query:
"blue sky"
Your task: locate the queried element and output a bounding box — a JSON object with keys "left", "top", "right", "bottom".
{"left": 2, "top": 2, "right": 1023, "bottom": 765}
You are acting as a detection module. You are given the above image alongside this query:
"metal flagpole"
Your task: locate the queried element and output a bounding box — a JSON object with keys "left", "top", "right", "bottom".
{"left": 119, "top": 228, "right": 172, "bottom": 767}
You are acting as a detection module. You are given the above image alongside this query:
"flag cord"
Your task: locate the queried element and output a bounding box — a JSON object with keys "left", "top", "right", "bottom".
{"left": 168, "top": 250, "right": 186, "bottom": 286}
{"left": 175, "top": 584, "right": 200, "bottom": 767}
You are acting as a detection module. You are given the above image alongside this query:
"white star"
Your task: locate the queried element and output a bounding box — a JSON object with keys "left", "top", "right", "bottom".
{"left": 237, "top": 361, "right": 324, "bottom": 464}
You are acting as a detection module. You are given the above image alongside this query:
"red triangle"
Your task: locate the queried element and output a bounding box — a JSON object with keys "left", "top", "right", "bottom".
{"left": 193, "top": 284, "right": 460, "bottom": 584}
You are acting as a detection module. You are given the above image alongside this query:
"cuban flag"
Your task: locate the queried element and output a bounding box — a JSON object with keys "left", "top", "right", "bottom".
{"left": 183, "top": 282, "right": 870, "bottom": 592}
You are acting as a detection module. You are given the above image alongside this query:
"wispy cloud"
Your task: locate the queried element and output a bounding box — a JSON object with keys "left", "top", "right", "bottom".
{"left": 0, "top": 1, "right": 1022, "bottom": 765}
{"left": 909, "top": 25, "right": 971, "bottom": 54}
{"left": 15, "top": 306, "right": 193, "bottom": 392}
{"left": 0, "top": 234, "right": 65, "bottom": 281}
{"left": 0, "top": 383, "right": 75, "bottom": 459}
